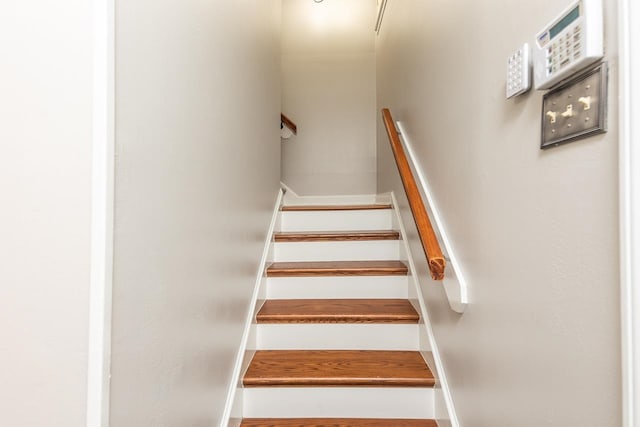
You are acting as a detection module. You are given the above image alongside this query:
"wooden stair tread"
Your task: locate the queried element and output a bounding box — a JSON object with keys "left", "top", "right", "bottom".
{"left": 240, "top": 418, "right": 437, "bottom": 427}
{"left": 281, "top": 204, "right": 392, "bottom": 212}
{"left": 274, "top": 230, "right": 400, "bottom": 242}
{"left": 257, "top": 299, "right": 419, "bottom": 324}
{"left": 267, "top": 261, "right": 408, "bottom": 277}
{"left": 243, "top": 350, "right": 434, "bottom": 387}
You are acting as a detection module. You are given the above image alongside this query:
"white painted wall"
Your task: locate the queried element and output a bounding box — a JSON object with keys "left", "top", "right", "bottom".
{"left": 0, "top": 1, "right": 94, "bottom": 425}
{"left": 110, "top": 1, "right": 282, "bottom": 425}
{"left": 281, "top": 0, "right": 377, "bottom": 195}
{"left": 377, "top": 1, "right": 620, "bottom": 426}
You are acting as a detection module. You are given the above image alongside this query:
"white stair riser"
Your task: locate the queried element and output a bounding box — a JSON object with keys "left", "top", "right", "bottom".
{"left": 280, "top": 210, "right": 393, "bottom": 232}
{"left": 256, "top": 324, "right": 419, "bottom": 350}
{"left": 274, "top": 240, "right": 400, "bottom": 262}
{"left": 243, "top": 387, "right": 435, "bottom": 419}
{"left": 282, "top": 195, "right": 391, "bottom": 206}
{"left": 266, "top": 276, "right": 409, "bottom": 299}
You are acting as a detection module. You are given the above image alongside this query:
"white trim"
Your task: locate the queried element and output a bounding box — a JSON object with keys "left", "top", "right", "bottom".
{"left": 390, "top": 192, "right": 460, "bottom": 427}
{"left": 619, "top": 0, "right": 640, "bottom": 425}
{"left": 280, "top": 181, "right": 298, "bottom": 198}
{"left": 86, "top": 0, "right": 115, "bottom": 425}
{"left": 220, "top": 189, "right": 284, "bottom": 427}
{"left": 395, "top": 122, "right": 468, "bottom": 313}
{"left": 374, "top": 0, "right": 388, "bottom": 34}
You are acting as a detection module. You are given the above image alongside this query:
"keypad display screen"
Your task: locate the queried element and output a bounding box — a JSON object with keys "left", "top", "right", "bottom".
{"left": 550, "top": 5, "right": 580, "bottom": 39}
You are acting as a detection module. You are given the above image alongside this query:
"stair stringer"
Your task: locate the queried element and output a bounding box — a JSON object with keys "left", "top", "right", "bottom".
{"left": 220, "top": 189, "right": 283, "bottom": 427}
{"left": 390, "top": 191, "right": 460, "bottom": 427}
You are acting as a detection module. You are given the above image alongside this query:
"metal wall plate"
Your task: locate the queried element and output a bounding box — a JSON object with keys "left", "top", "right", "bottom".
{"left": 541, "top": 62, "right": 608, "bottom": 149}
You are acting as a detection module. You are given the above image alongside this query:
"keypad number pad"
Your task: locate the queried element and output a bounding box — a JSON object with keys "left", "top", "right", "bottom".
{"left": 507, "top": 43, "right": 532, "bottom": 99}
{"left": 545, "top": 24, "right": 583, "bottom": 78}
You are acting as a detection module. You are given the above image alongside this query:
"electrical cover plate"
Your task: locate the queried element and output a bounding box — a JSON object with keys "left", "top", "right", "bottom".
{"left": 541, "top": 62, "right": 607, "bottom": 149}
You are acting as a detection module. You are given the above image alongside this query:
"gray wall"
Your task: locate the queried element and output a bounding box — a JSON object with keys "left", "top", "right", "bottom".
{"left": 281, "top": 0, "right": 377, "bottom": 195}
{"left": 376, "top": 1, "right": 620, "bottom": 425}
{"left": 0, "top": 1, "right": 93, "bottom": 425}
{"left": 110, "top": 1, "right": 282, "bottom": 425}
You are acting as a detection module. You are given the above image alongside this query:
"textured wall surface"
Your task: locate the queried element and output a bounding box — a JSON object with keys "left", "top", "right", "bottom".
{"left": 376, "top": 1, "right": 620, "bottom": 425}
{"left": 281, "top": 0, "right": 377, "bottom": 195}
{"left": 110, "top": 1, "right": 282, "bottom": 425}
{"left": 0, "top": 1, "right": 93, "bottom": 425}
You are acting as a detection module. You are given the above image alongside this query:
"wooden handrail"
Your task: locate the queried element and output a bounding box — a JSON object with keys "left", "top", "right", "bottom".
{"left": 381, "top": 108, "right": 446, "bottom": 280}
{"left": 281, "top": 113, "right": 297, "bottom": 135}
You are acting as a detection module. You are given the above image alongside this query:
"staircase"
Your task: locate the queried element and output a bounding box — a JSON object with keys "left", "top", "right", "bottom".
{"left": 238, "top": 202, "right": 438, "bottom": 426}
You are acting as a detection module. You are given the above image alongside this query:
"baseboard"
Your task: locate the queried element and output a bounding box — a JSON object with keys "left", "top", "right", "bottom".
{"left": 219, "top": 189, "right": 284, "bottom": 427}
{"left": 390, "top": 191, "right": 460, "bottom": 427}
